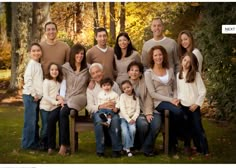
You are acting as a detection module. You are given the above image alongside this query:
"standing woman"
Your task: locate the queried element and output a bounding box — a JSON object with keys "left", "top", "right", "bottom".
{"left": 114, "top": 32, "right": 141, "bottom": 86}
{"left": 127, "top": 61, "right": 161, "bottom": 157}
{"left": 58, "top": 43, "right": 89, "bottom": 155}
{"left": 178, "top": 30, "right": 203, "bottom": 73}
{"left": 144, "top": 45, "right": 183, "bottom": 155}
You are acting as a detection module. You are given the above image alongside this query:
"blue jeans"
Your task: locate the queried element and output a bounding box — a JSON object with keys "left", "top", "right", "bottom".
{"left": 135, "top": 112, "right": 162, "bottom": 154}
{"left": 40, "top": 109, "right": 48, "bottom": 147}
{"left": 47, "top": 107, "right": 60, "bottom": 149}
{"left": 181, "top": 105, "right": 209, "bottom": 154}
{"left": 120, "top": 118, "right": 136, "bottom": 149}
{"left": 92, "top": 110, "right": 122, "bottom": 153}
{"left": 156, "top": 101, "right": 183, "bottom": 153}
{"left": 22, "top": 94, "right": 40, "bottom": 149}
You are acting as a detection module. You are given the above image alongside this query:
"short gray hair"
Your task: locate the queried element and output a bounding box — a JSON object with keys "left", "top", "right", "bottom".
{"left": 89, "top": 63, "right": 104, "bottom": 74}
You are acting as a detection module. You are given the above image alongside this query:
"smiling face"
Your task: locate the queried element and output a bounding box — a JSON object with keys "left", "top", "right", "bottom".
{"left": 153, "top": 49, "right": 163, "bottom": 66}
{"left": 30, "top": 45, "right": 42, "bottom": 62}
{"left": 75, "top": 50, "right": 84, "bottom": 64}
{"left": 122, "top": 82, "right": 133, "bottom": 96}
{"left": 128, "top": 65, "right": 142, "bottom": 81}
{"left": 151, "top": 19, "right": 164, "bottom": 38}
{"left": 90, "top": 65, "right": 104, "bottom": 83}
{"left": 45, "top": 23, "right": 57, "bottom": 41}
{"left": 49, "top": 64, "right": 59, "bottom": 80}
{"left": 181, "top": 33, "right": 192, "bottom": 50}
{"left": 95, "top": 31, "right": 107, "bottom": 48}
{"left": 182, "top": 55, "right": 191, "bottom": 71}
{"left": 118, "top": 35, "right": 130, "bottom": 50}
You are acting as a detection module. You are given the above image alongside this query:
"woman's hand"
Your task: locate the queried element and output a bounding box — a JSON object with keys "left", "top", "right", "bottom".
{"left": 88, "top": 80, "right": 95, "bottom": 90}
{"left": 171, "top": 98, "right": 180, "bottom": 106}
{"left": 146, "top": 114, "right": 153, "bottom": 123}
{"left": 190, "top": 104, "right": 199, "bottom": 112}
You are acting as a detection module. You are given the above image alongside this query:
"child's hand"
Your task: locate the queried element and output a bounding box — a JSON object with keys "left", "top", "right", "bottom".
{"left": 129, "top": 119, "right": 135, "bottom": 125}
{"left": 33, "top": 96, "right": 39, "bottom": 102}
{"left": 190, "top": 104, "right": 198, "bottom": 112}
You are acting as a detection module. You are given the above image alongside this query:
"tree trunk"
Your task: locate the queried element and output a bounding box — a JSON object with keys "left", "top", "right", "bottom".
{"left": 109, "top": 2, "right": 116, "bottom": 41}
{"left": 120, "top": 2, "right": 125, "bottom": 32}
{"left": 32, "top": 2, "right": 50, "bottom": 43}
{"left": 93, "top": 2, "right": 99, "bottom": 44}
{"left": 9, "top": 2, "right": 33, "bottom": 92}
{"left": 102, "top": 2, "right": 106, "bottom": 28}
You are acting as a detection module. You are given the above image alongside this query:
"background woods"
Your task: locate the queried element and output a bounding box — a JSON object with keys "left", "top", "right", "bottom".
{"left": 0, "top": 2, "right": 235, "bottom": 121}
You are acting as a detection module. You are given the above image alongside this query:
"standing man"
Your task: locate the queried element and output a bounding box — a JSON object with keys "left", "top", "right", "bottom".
{"left": 40, "top": 21, "right": 70, "bottom": 76}
{"left": 141, "top": 18, "right": 179, "bottom": 74}
{"left": 86, "top": 28, "right": 116, "bottom": 80}
{"left": 39, "top": 21, "right": 70, "bottom": 150}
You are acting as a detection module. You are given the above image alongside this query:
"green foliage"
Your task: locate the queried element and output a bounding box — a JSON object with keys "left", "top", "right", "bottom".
{"left": 57, "top": 31, "right": 74, "bottom": 47}
{"left": 194, "top": 3, "right": 236, "bottom": 121}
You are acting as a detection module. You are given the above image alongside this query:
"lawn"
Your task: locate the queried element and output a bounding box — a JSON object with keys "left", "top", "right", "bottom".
{"left": 0, "top": 105, "right": 236, "bottom": 164}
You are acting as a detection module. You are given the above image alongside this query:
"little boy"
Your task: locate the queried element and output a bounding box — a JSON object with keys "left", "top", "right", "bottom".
{"left": 97, "top": 77, "right": 119, "bottom": 127}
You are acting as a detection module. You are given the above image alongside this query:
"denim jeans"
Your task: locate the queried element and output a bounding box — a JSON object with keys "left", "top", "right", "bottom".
{"left": 92, "top": 110, "right": 122, "bottom": 153}
{"left": 120, "top": 118, "right": 136, "bottom": 149}
{"left": 135, "top": 112, "right": 162, "bottom": 154}
{"left": 40, "top": 109, "right": 48, "bottom": 147}
{"left": 156, "top": 101, "right": 184, "bottom": 153}
{"left": 181, "top": 105, "right": 209, "bottom": 154}
{"left": 22, "top": 94, "right": 40, "bottom": 149}
{"left": 47, "top": 107, "right": 60, "bottom": 149}
{"left": 59, "top": 105, "right": 71, "bottom": 146}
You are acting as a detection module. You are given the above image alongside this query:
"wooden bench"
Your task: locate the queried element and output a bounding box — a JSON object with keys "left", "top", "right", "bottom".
{"left": 69, "top": 109, "right": 170, "bottom": 154}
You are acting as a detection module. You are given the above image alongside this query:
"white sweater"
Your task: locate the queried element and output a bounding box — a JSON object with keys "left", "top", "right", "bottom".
{"left": 119, "top": 93, "right": 140, "bottom": 122}
{"left": 22, "top": 59, "right": 43, "bottom": 98}
{"left": 193, "top": 48, "right": 203, "bottom": 73}
{"left": 40, "top": 79, "right": 61, "bottom": 111}
{"left": 97, "top": 90, "right": 120, "bottom": 109}
{"left": 177, "top": 72, "right": 206, "bottom": 107}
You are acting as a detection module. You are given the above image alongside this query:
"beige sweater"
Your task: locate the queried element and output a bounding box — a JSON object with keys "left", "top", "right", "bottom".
{"left": 130, "top": 77, "right": 154, "bottom": 116}
{"left": 177, "top": 72, "right": 206, "bottom": 107}
{"left": 40, "top": 79, "right": 61, "bottom": 111}
{"left": 22, "top": 59, "right": 43, "bottom": 98}
{"left": 40, "top": 41, "right": 70, "bottom": 76}
{"left": 141, "top": 37, "right": 179, "bottom": 74}
{"left": 62, "top": 62, "right": 89, "bottom": 111}
{"left": 119, "top": 93, "right": 140, "bottom": 122}
{"left": 115, "top": 50, "right": 141, "bottom": 85}
{"left": 86, "top": 46, "right": 115, "bottom": 80}
{"left": 144, "top": 68, "right": 177, "bottom": 108}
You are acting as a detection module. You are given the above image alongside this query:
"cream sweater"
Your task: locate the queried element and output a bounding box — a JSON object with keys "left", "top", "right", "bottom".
{"left": 176, "top": 72, "right": 206, "bottom": 107}
{"left": 40, "top": 79, "right": 61, "bottom": 111}
{"left": 97, "top": 90, "right": 120, "bottom": 109}
{"left": 22, "top": 59, "right": 43, "bottom": 98}
{"left": 119, "top": 93, "right": 140, "bottom": 122}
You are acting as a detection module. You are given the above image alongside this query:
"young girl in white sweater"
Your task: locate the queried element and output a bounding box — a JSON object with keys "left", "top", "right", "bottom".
{"left": 40, "top": 63, "right": 64, "bottom": 154}
{"left": 119, "top": 80, "right": 140, "bottom": 157}
{"left": 177, "top": 52, "right": 209, "bottom": 157}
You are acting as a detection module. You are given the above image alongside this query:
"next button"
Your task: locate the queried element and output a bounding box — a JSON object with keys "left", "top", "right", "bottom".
{"left": 222, "top": 25, "right": 236, "bottom": 34}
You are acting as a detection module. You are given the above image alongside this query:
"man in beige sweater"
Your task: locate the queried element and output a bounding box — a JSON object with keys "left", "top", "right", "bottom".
{"left": 40, "top": 21, "right": 70, "bottom": 76}
{"left": 141, "top": 18, "right": 179, "bottom": 74}
{"left": 86, "top": 28, "right": 116, "bottom": 80}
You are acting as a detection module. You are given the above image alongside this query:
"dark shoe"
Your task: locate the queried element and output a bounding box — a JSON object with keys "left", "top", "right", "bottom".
{"left": 112, "top": 151, "right": 121, "bottom": 158}
{"left": 97, "top": 152, "right": 105, "bottom": 157}
{"left": 144, "top": 152, "right": 155, "bottom": 157}
{"left": 99, "top": 113, "right": 108, "bottom": 122}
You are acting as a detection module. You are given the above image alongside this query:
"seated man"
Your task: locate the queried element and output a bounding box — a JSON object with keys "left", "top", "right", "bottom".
{"left": 86, "top": 63, "right": 122, "bottom": 157}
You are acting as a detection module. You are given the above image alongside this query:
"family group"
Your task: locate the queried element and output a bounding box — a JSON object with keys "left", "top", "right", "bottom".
{"left": 21, "top": 17, "right": 209, "bottom": 159}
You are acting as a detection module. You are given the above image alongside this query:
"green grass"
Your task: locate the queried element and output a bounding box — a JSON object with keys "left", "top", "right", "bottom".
{"left": 0, "top": 105, "right": 236, "bottom": 163}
